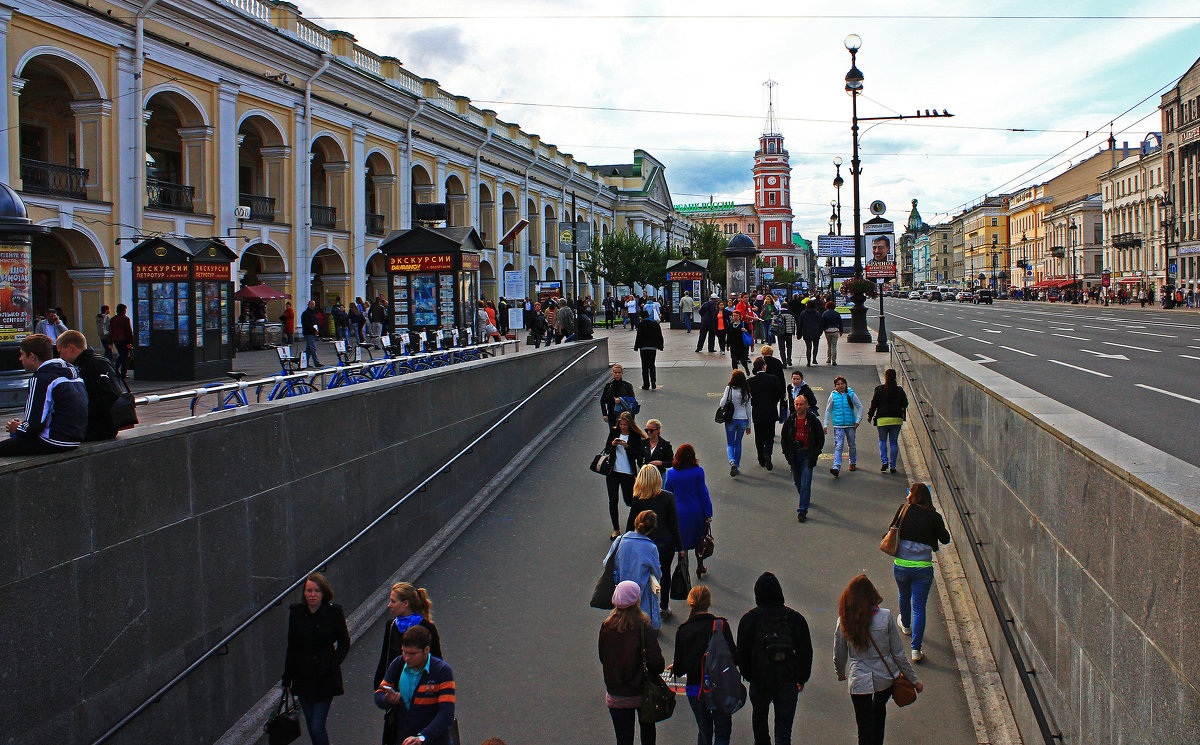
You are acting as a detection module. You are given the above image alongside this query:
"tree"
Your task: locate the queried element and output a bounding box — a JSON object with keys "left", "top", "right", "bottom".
{"left": 686, "top": 223, "right": 727, "bottom": 291}
{"left": 774, "top": 268, "right": 798, "bottom": 286}
{"left": 580, "top": 229, "right": 667, "bottom": 290}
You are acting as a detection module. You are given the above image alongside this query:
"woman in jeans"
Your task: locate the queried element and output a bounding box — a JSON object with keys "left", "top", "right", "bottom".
{"left": 672, "top": 585, "right": 736, "bottom": 745}
{"left": 717, "top": 370, "right": 753, "bottom": 477}
{"left": 865, "top": 368, "right": 909, "bottom": 474}
{"left": 834, "top": 574, "right": 923, "bottom": 745}
{"left": 282, "top": 573, "right": 351, "bottom": 745}
{"left": 599, "top": 580, "right": 664, "bottom": 745}
{"left": 890, "top": 483, "right": 950, "bottom": 661}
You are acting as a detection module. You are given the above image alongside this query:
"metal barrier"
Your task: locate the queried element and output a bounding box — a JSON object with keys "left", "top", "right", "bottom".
{"left": 132, "top": 339, "right": 520, "bottom": 416}
{"left": 89, "top": 344, "right": 597, "bottom": 745}
{"left": 893, "top": 339, "right": 1061, "bottom": 744}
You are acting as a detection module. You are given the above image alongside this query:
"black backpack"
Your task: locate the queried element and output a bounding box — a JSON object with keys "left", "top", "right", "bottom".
{"left": 701, "top": 619, "right": 746, "bottom": 715}
{"left": 752, "top": 611, "right": 796, "bottom": 686}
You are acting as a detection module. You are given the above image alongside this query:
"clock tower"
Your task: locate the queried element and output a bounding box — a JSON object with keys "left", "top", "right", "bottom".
{"left": 754, "top": 80, "right": 794, "bottom": 268}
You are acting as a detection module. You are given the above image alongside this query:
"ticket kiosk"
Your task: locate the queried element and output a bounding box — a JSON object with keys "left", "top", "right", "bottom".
{"left": 377, "top": 226, "right": 483, "bottom": 347}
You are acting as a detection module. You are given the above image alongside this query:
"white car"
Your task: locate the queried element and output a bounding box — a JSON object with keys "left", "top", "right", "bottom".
{"left": 908, "top": 290, "right": 922, "bottom": 300}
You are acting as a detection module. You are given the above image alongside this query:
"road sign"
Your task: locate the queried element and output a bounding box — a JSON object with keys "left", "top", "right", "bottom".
{"left": 831, "top": 266, "right": 856, "bottom": 278}
{"left": 558, "top": 222, "right": 590, "bottom": 253}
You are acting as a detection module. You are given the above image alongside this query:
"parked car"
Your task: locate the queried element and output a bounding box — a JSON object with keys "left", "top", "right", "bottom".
{"left": 955, "top": 291, "right": 972, "bottom": 302}
{"left": 908, "top": 290, "right": 922, "bottom": 300}
{"left": 974, "top": 289, "right": 995, "bottom": 305}
{"left": 927, "top": 290, "right": 943, "bottom": 301}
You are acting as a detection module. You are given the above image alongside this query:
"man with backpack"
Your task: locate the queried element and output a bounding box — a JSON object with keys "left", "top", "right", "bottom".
{"left": 56, "top": 330, "right": 123, "bottom": 441}
{"left": 673, "top": 585, "right": 744, "bottom": 745}
{"left": 736, "top": 572, "right": 813, "bottom": 745}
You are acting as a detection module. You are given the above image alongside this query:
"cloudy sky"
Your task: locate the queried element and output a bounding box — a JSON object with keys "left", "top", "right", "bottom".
{"left": 299, "top": 0, "right": 1199, "bottom": 235}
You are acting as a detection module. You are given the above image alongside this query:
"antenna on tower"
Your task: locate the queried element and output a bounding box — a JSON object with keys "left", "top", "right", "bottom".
{"left": 763, "top": 78, "right": 779, "bottom": 135}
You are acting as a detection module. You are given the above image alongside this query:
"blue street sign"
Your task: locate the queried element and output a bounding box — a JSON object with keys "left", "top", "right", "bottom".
{"left": 832, "top": 267, "right": 856, "bottom": 278}
{"left": 1169, "top": 262, "right": 1178, "bottom": 273}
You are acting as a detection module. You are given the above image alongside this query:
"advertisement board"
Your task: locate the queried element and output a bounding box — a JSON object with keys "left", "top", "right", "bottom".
{"left": 503, "top": 270, "right": 526, "bottom": 300}
{"left": 817, "top": 235, "right": 857, "bottom": 257}
{"left": 0, "top": 245, "right": 31, "bottom": 343}
{"left": 863, "top": 221, "right": 896, "bottom": 279}
{"left": 388, "top": 254, "right": 453, "bottom": 272}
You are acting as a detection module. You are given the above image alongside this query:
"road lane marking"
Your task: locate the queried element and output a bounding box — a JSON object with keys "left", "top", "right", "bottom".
{"left": 884, "top": 311, "right": 961, "bottom": 336}
{"left": 1052, "top": 333, "right": 1089, "bottom": 340}
{"left": 991, "top": 322, "right": 1014, "bottom": 328}
{"left": 981, "top": 329, "right": 1001, "bottom": 333}
{"left": 1189, "top": 345, "right": 1200, "bottom": 350}
{"left": 1001, "top": 345, "right": 1036, "bottom": 356}
{"left": 973, "top": 354, "right": 997, "bottom": 364}
{"left": 1081, "top": 349, "right": 1128, "bottom": 360}
{"left": 1051, "top": 327, "right": 1075, "bottom": 331}
{"left": 1127, "top": 330, "right": 1176, "bottom": 337}
{"left": 967, "top": 337, "right": 994, "bottom": 345}
{"left": 1082, "top": 325, "right": 1112, "bottom": 331}
{"left": 1180, "top": 354, "right": 1200, "bottom": 361}
{"left": 1049, "top": 359, "right": 1110, "bottom": 377}
{"left": 931, "top": 336, "right": 959, "bottom": 343}
{"left": 1102, "top": 341, "right": 1160, "bottom": 353}
{"left": 1136, "top": 383, "right": 1200, "bottom": 406}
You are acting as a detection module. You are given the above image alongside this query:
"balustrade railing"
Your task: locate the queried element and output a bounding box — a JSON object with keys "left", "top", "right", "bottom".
{"left": 366, "top": 213, "right": 386, "bottom": 236}
{"left": 311, "top": 204, "right": 337, "bottom": 230}
{"left": 147, "top": 179, "right": 195, "bottom": 212}
{"left": 238, "top": 193, "right": 275, "bottom": 222}
{"left": 20, "top": 158, "right": 88, "bottom": 200}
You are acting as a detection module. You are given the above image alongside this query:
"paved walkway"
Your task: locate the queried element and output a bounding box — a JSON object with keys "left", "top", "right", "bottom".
{"left": 261, "top": 327, "right": 983, "bottom": 745}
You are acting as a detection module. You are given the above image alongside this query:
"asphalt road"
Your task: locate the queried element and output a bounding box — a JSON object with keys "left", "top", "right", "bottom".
{"left": 293, "top": 366, "right": 977, "bottom": 745}
{"left": 880, "top": 297, "right": 1200, "bottom": 467}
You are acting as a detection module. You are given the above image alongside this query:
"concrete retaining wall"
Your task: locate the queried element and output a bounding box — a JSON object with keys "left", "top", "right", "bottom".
{"left": 0, "top": 340, "right": 609, "bottom": 745}
{"left": 891, "top": 331, "right": 1200, "bottom": 745}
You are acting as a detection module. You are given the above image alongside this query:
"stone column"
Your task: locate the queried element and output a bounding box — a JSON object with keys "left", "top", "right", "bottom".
{"left": 177, "top": 125, "right": 213, "bottom": 212}
{"left": 0, "top": 6, "right": 14, "bottom": 182}
{"left": 373, "top": 174, "right": 397, "bottom": 230}
{"left": 67, "top": 267, "right": 116, "bottom": 335}
{"left": 323, "top": 160, "right": 350, "bottom": 231}
{"left": 350, "top": 124, "right": 366, "bottom": 298}
{"left": 260, "top": 146, "right": 291, "bottom": 221}
{"left": 215, "top": 79, "right": 239, "bottom": 236}
{"left": 70, "top": 99, "right": 113, "bottom": 202}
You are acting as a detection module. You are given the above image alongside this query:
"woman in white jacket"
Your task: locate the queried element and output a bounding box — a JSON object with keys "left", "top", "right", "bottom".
{"left": 718, "top": 370, "right": 753, "bottom": 477}
{"left": 834, "top": 574, "right": 923, "bottom": 745}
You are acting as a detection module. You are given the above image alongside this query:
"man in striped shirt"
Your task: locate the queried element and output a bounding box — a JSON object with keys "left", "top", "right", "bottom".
{"left": 375, "top": 625, "right": 456, "bottom": 745}
{"left": 0, "top": 333, "right": 87, "bottom": 457}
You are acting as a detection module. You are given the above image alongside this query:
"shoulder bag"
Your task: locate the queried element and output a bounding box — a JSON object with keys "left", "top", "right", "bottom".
{"left": 669, "top": 553, "right": 691, "bottom": 601}
{"left": 590, "top": 538, "right": 622, "bottom": 609}
{"left": 868, "top": 626, "right": 918, "bottom": 707}
{"left": 714, "top": 388, "right": 734, "bottom": 424}
{"left": 696, "top": 528, "right": 715, "bottom": 560}
{"left": 590, "top": 451, "right": 613, "bottom": 476}
{"left": 264, "top": 690, "right": 302, "bottom": 745}
{"left": 110, "top": 373, "right": 139, "bottom": 431}
{"left": 639, "top": 623, "right": 677, "bottom": 723}
{"left": 879, "top": 504, "right": 911, "bottom": 556}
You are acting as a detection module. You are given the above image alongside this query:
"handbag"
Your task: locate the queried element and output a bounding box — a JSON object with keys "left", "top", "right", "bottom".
{"left": 615, "top": 395, "right": 641, "bottom": 415}
{"left": 264, "top": 690, "right": 302, "bottom": 745}
{"left": 639, "top": 624, "right": 677, "bottom": 724}
{"left": 714, "top": 389, "right": 734, "bottom": 424}
{"left": 879, "top": 504, "right": 911, "bottom": 557}
{"left": 696, "top": 529, "right": 715, "bottom": 560}
{"left": 590, "top": 451, "right": 613, "bottom": 476}
{"left": 110, "top": 375, "right": 139, "bottom": 431}
{"left": 868, "top": 629, "right": 918, "bottom": 707}
{"left": 590, "top": 537, "right": 622, "bottom": 609}
{"left": 670, "top": 553, "right": 691, "bottom": 600}
{"left": 741, "top": 329, "right": 753, "bottom": 347}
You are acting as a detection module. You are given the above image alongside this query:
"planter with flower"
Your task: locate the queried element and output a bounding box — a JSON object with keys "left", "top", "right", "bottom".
{"left": 839, "top": 277, "right": 877, "bottom": 300}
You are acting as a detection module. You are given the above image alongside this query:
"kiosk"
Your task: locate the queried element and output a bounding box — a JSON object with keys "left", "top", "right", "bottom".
{"left": 664, "top": 258, "right": 709, "bottom": 330}
{"left": 0, "top": 182, "right": 49, "bottom": 406}
{"left": 121, "top": 237, "right": 237, "bottom": 380}
{"left": 377, "top": 226, "right": 483, "bottom": 348}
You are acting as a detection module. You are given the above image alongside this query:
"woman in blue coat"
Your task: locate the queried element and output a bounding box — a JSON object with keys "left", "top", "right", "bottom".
{"left": 603, "top": 510, "right": 664, "bottom": 629}
{"left": 663, "top": 444, "right": 714, "bottom": 579}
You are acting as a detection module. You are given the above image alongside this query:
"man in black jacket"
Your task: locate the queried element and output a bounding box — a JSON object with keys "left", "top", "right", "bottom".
{"left": 748, "top": 357, "right": 786, "bottom": 470}
{"left": 695, "top": 293, "right": 720, "bottom": 353}
{"left": 633, "top": 311, "right": 664, "bottom": 390}
{"left": 736, "top": 572, "right": 813, "bottom": 745}
{"left": 0, "top": 333, "right": 87, "bottom": 456}
{"left": 56, "top": 330, "right": 121, "bottom": 441}
{"left": 300, "top": 300, "right": 322, "bottom": 367}
{"left": 781, "top": 395, "right": 826, "bottom": 522}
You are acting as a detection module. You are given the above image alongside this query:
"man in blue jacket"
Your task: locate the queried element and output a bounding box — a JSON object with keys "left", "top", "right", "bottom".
{"left": 375, "top": 625, "right": 456, "bottom": 745}
{"left": 0, "top": 333, "right": 87, "bottom": 457}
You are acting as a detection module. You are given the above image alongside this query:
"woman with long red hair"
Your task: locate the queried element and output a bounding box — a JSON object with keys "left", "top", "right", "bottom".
{"left": 834, "top": 574, "right": 922, "bottom": 745}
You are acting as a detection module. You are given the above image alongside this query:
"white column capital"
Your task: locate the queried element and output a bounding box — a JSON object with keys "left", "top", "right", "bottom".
{"left": 10, "top": 76, "right": 26, "bottom": 96}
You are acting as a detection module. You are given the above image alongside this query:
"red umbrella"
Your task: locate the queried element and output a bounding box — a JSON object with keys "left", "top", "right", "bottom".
{"left": 233, "top": 283, "right": 291, "bottom": 301}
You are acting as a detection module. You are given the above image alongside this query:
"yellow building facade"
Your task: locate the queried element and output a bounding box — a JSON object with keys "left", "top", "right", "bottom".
{"left": 4, "top": 0, "right": 690, "bottom": 327}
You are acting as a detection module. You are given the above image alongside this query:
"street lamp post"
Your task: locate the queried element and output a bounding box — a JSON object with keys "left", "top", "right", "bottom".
{"left": 833, "top": 159, "right": 844, "bottom": 236}
{"left": 1161, "top": 196, "right": 1175, "bottom": 307}
{"left": 991, "top": 234, "right": 998, "bottom": 292}
{"left": 1069, "top": 218, "right": 1078, "bottom": 303}
{"left": 1021, "top": 232, "right": 1029, "bottom": 300}
{"left": 841, "top": 33, "right": 951, "bottom": 343}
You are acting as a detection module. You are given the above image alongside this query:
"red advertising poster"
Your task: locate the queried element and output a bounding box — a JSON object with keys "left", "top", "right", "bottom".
{"left": 133, "top": 264, "right": 189, "bottom": 280}
{"left": 388, "top": 254, "right": 453, "bottom": 272}
{"left": 0, "top": 245, "right": 32, "bottom": 343}
{"left": 461, "top": 254, "right": 480, "bottom": 270}
{"left": 192, "top": 263, "right": 229, "bottom": 280}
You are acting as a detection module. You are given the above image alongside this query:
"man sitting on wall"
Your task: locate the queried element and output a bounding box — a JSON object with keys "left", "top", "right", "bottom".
{"left": 0, "top": 333, "right": 87, "bottom": 457}
{"left": 56, "top": 330, "right": 122, "bottom": 442}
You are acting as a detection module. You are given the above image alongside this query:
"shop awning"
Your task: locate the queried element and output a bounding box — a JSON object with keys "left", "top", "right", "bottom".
{"left": 233, "top": 283, "right": 291, "bottom": 301}
{"left": 1115, "top": 277, "right": 1144, "bottom": 284}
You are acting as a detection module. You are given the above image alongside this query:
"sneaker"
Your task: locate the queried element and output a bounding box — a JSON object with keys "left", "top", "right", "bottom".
{"left": 849, "top": 464, "right": 857, "bottom": 472}
{"left": 890, "top": 467, "right": 897, "bottom": 474}
{"left": 660, "top": 608, "right": 672, "bottom": 620}
{"left": 881, "top": 463, "right": 889, "bottom": 472}
{"left": 910, "top": 649, "right": 924, "bottom": 663}
{"left": 765, "top": 460, "right": 773, "bottom": 471}
{"left": 796, "top": 510, "right": 807, "bottom": 522}
{"left": 730, "top": 463, "right": 739, "bottom": 477}
{"left": 898, "top": 620, "right": 912, "bottom": 635}
{"left": 830, "top": 467, "right": 839, "bottom": 477}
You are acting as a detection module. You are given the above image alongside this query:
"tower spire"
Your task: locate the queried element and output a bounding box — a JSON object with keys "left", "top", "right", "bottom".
{"left": 763, "top": 78, "right": 779, "bottom": 135}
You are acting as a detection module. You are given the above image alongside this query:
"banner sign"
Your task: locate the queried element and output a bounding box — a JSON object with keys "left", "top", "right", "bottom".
{"left": 192, "top": 263, "right": 229, "bottom": 280}
{"left": 831, "top": 266, "right": 856, "bottom": 278}
{"left": 863, "top": 221, "right": 896, "bottom": 279}
{"left": 558, "top": 222, "right": 591, "bottom": 254}
{"left": 817, "top": 235, "right": 857, "bottom": 257}
{"left": 0, "top": 245, "right": 31, "bottom": 343}
{"left": 133, "top": 264, "right": 189, "bottom": 280}
{"left": 461, "top": 254, "right": 480, "bottom": 270}
{"left": 668, "top": 271, "right": 703, "bottom": 281}
{"left": 503, "top": 270, "right": 526, "bottom": 300}
{"left": 865, "top": 261, "right": 897, "bottom": 279}
{"left": 389, "top": 254, "right": 453, "bottom": 272}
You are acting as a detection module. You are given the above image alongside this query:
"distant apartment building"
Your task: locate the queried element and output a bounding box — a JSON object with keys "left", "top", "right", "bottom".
{"left": 1161, "top": 55, "right": 1200, "bottom": 291}
{"left": 1099, "top": 134, "right": 1165, "bottom": 295}
{"left": 962, "top": 195, "right": 1009, "bottom": 290}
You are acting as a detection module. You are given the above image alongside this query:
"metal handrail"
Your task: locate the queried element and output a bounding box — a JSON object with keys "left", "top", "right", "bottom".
{"left": 134, "top": 340, "right": 519, "bottom": 413}
{"left": 893, "top": 339, "right": 1060, "bottom": 744}
{"left": 90, "top": 344, "right": 598, "bottom": 745}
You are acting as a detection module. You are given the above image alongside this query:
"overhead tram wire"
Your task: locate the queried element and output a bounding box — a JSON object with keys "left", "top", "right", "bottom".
{"left": 43, "top": 11, "right": 1200, "bottom": 21}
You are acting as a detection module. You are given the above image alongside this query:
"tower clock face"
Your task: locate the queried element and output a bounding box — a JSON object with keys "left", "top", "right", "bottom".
{"left": 766, "top": 176, "right": 778, "bottom": 185}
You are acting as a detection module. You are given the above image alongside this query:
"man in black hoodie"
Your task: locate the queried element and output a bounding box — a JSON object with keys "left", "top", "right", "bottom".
{"left": 736, "top": 572, "right": 813, "bottom": 745}
{"left": 632, "top": 310, "right": 664, "bottom": 390}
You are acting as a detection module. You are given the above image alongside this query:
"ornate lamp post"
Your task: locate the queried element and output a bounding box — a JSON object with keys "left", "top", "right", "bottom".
{"left": 1069, "top": 218, "right": 1079, "bottom": 303}
{"left": 832, "top": 159, "right": 843, "bottom": 236}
